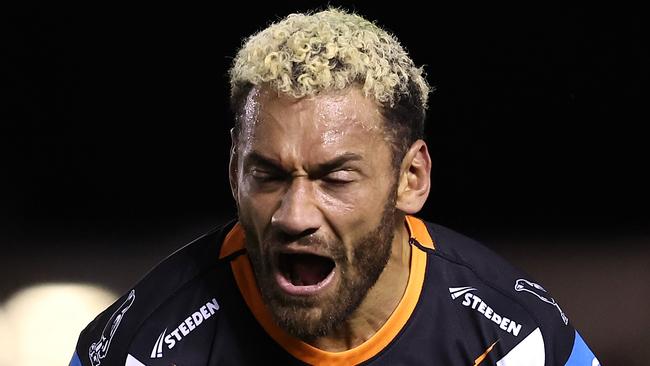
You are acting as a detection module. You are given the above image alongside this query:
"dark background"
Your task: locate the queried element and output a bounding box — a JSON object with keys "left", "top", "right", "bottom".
{"left": 2, "top": 3, "right": 648, "bottom": 364}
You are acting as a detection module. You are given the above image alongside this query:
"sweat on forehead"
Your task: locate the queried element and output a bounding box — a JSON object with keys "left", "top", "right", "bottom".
{"left": 237, "top": 86, "right": 389, "bottom": 142}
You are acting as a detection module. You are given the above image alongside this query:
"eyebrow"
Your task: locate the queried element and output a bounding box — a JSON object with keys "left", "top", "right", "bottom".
{"left": 243, "top": 151, "right": 363, "bottom": 176}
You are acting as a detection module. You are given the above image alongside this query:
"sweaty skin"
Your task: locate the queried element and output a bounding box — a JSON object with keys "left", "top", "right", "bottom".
{"left": 231, "top": 86, "right": 413, "bottom": 351}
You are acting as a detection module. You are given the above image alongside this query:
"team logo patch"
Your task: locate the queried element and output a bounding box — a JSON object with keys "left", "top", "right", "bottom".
{"left": 150, "top": 297, "right": 220, "bottom": 359}
{"left": 89, "top": 289, "right": 136, "bottom": 366}
{"left": 449, "top": 286, "right": 523, "bottom": 337}
{"left": 514, "top": 278, "right": 569, "bottom": 325}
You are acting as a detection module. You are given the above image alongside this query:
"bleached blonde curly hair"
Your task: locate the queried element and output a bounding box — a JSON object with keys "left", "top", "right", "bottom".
{"left": 229, "top": 8, "right": 431, "bottom": 164}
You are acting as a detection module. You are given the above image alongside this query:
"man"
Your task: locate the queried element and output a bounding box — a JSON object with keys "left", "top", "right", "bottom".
{"left": 71, "top": 8, "right": 600, "bottom": 366}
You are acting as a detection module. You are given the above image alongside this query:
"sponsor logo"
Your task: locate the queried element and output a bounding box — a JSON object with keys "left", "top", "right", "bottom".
{"left": 150, "top": 328, "right": 167, "bottom": 359}
{"left": 89, "top": 289, "right": 136, "bottom": 366}
{"left": 514, "top": 278, "right": 568, "bottom": 325}
{"left": 449, "top": 286, "right": 477, "bottom": 299}
{"left": 150, "top": 298, "right": 220, "bottom": 359}
{"left": 449, "top": 286, "right": 523, "bottom": 337}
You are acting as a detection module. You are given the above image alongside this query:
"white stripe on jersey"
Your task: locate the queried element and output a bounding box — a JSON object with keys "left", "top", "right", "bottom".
{"left": 125, "top": 354, "right": 146, "bottom": 366}
{"left": 496, "top": 327, "right": 545, "bottom": 366}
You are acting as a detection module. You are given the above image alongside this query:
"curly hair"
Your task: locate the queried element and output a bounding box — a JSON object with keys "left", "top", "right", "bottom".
{"left": 229, "top": 8, "right": 430, "bottom": 165}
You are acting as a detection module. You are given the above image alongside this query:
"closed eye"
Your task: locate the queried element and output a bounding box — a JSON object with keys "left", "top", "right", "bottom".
{"left": 321, "top": 170, "right": 356, "bottom": 184}
{"left": 251, "top": 169, "right": 285, "bottom": 182}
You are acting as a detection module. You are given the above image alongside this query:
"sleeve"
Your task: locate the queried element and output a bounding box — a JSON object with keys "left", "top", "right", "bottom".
{"left": 72, "top": 289, "right": 137, "bottom": 366}
{"left": 69, "top": 351, "right": 82, "bottom": 366}
{"left": 493, "top": 278, "right": 601, "bottom": 366}
{"left": 562, "top": 331, "right": 601, "bottom": 366}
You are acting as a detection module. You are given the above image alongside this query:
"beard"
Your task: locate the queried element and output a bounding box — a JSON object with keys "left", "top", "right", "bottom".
{"left": 240, "top": 197, "right": 397, "bottom": 341}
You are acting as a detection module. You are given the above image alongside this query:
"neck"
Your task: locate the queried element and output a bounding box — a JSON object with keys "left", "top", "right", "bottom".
{"left": 306, "top": 218, "right": 412, "bottom": 352}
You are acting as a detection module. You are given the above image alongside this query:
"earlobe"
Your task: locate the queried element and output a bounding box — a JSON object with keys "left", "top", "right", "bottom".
{"left": 395, "top": 140, "right": 432, "bottom": 214}
{"left": 229, "top": 128, "right": 239, "bottom": 201}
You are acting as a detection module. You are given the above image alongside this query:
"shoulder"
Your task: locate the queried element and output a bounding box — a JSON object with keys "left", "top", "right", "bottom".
{"left": 71, "top": 220, "right": 236, "bottom": 366}
{"left": 424, "top": 221, "right": 569, "bottom": 326}
{"left": 420, "top": 220, "right": 599, "bottom": 365}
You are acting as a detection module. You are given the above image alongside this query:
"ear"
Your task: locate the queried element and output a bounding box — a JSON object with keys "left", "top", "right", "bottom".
{"left": 229, "top": 128, "right": 239, "bottom": 202}
{"left": 395, "top": 140, "right": 432, "bottom": 214}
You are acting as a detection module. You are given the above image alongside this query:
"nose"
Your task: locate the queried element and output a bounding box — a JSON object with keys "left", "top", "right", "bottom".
{"left": 271, "top": 177, "right": 322, "bottom": 239}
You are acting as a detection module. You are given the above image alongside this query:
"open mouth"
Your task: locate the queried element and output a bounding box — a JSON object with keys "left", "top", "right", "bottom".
{"left": 275, "top": 252, "right": 336, "bottom": 295}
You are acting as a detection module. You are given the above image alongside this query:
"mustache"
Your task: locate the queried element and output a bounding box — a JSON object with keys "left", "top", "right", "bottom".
{"left": 265, "top": 231, "right": 346, "bottom": 261}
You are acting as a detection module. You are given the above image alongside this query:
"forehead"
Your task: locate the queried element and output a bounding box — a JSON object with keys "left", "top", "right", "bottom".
{"left": 239, "top": 87, "right": 388, "bottom": 153}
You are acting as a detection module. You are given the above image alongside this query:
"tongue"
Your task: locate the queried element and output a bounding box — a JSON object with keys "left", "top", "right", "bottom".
{"left": 291, "top": 255, "right": 331, "bottom": 286}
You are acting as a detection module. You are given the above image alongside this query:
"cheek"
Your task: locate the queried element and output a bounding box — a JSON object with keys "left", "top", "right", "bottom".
{"left": 237, "top": 182, "right": 279, "bottom": 234}
{"left": 313, "top": 187, "right": 355, "bottom": 215}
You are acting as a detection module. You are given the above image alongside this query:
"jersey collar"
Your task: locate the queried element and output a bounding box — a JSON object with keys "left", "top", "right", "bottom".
{"left": 219, "top": 215, "right": 434, "bottom": 365}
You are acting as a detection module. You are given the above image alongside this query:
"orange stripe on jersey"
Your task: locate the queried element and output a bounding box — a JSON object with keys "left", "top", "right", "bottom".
{"left": 223, "top": 215, "right": 433, "bottom": 365}
{"left": 405, "top": 215, "right": 435, "bottom": 249}
{"left": 473, "top": 339, "right": 499, "bottom": 366}
{"left": 219, "top": 223, "right": 245, "bottom": 259}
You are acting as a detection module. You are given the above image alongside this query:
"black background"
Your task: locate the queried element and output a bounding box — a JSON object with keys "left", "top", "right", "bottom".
{"left": 3, "top": 3, "right": 647, "bottom": 240}
{"left": 2, "top": 3, "right": 649, "bottom": 364}
{"left": 1, "top": 3, "right": 650, "bottom": 239}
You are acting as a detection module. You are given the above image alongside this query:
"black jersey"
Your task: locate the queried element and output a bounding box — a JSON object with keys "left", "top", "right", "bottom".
{"left": 70, "top": 216, "right": 599, "bottom": 366}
